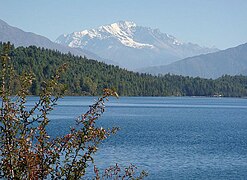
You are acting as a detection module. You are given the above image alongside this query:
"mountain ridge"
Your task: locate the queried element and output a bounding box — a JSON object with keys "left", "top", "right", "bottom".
{"left": 141, "top": 43, "right": 247, "bottom": 79}
{"left": 0, "top": 18, "right": 109, "bottom": 62}
{"left": 56, "top": 20, "right": 218, "bottom": 69}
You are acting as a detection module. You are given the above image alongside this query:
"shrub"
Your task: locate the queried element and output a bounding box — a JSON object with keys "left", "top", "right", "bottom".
{"left": 0, "top": 42, "right": 147, "bottom": 179}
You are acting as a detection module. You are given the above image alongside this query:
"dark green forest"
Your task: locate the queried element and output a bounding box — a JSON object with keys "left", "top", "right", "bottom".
{"left": 1, "top": 42, "right": 247, "bottom": 97}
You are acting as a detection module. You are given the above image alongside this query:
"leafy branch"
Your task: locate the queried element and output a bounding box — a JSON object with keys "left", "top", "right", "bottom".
{"left": 0, "top": 42, "right": 147, "bottom": 179}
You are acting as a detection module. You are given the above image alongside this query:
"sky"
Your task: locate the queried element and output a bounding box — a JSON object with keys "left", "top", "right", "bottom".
{"left": 0, "top": 0, "right": 246, "bottom": 49}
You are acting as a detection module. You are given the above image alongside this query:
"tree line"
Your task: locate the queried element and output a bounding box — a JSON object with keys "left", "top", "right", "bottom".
{"left": 1, "top": 42, "right": 247, "bottom": 97}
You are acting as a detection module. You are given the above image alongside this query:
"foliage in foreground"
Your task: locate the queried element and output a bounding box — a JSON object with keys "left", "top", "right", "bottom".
{"left": 0, "top": 42, "right": 147, "bottom": 179}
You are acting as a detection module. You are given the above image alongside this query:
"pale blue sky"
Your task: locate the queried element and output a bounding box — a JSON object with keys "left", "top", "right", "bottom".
{"left": 0, "top": 0, "right": 246, "bottom": 49}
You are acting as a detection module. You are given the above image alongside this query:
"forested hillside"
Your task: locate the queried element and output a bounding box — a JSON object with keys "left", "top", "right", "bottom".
{"left": 1, "top": 42, "right": 247, "bottom": 97}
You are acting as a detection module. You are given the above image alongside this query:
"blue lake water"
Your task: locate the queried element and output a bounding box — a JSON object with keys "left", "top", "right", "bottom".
{"left": 27, "top": 96, "right": 247, "bottom": 179}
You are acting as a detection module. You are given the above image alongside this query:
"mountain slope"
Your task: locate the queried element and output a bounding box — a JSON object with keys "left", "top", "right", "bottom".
{"left": 1, "top": 43, "right": 247, "bottom": 97}
{"left": 0, "top": 19, "right": 107, "bottom": 62}
{"left": 141, "top": 43, "right": 247, "bottom": 79}
{"left": 56, "top": 21, "right": 218, "bottom": 70}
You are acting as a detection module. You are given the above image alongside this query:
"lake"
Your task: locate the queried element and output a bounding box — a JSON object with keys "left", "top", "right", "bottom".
{"left": 27, "top": 96, "right": 247, "bottom": 179}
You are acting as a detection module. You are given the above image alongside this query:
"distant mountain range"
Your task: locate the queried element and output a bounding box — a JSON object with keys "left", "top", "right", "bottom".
{"left": 0, "top": 19, "right": 107, "bottom": 62}
{"left": 1, "top": 18, "right": 246, "bottom": 79}
{"left": 55, "top": 21, "right": 218, "bottom": 70}
{"left": 141, "top": 43, "right": 247, "bottom": 79}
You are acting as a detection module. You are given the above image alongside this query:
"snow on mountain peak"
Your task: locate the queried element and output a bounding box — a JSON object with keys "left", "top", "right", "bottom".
{"left": 98, "top": 21, "right": 136, "bottom": 37}
{"left": 115, "top": 20, "right": 136, "bottom": 28}
{"left": 95, "top": 21, "right": 153, "bottom": 49}
{"left": 55, "top": 20, "right": 218, "bottom": 70}
{"left": 56, "top": 21, "right": 154, "bottom": 49}
{"left": 56, "top": 20, "right": 217, "bottom": 56}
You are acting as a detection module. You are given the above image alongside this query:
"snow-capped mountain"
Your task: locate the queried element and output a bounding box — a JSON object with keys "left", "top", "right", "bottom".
{"left": 56, "top": 21, "right": 218, "bottom": 69}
